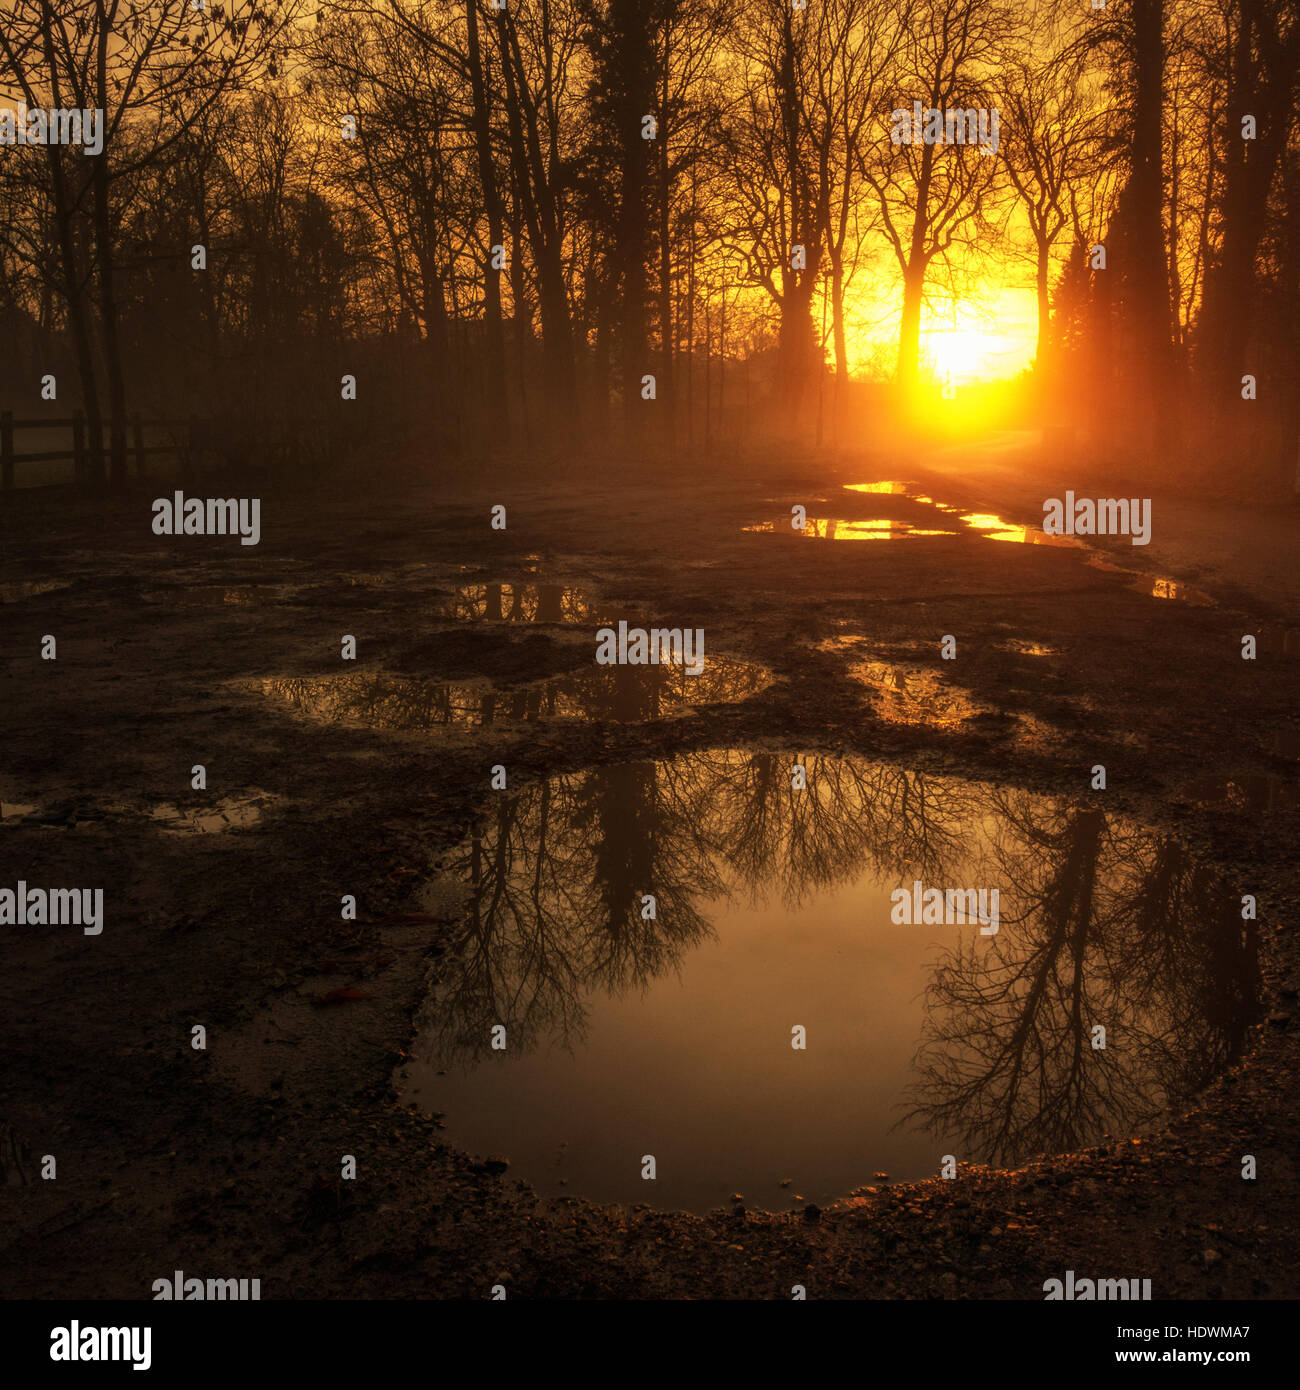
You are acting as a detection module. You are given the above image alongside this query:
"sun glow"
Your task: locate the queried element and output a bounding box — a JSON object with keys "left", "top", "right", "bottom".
{"left": 924, "top": 329, "right": 1012, "bottom": 384}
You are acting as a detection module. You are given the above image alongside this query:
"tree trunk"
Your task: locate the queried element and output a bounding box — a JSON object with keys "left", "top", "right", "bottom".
{"left": 467, "top": 0, "right": 509, "bottom": 445}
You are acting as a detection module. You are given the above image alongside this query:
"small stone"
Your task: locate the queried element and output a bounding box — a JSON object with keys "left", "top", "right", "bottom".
{"left": 1203, "top": 1248, "right": 1221, "bottom": 1268}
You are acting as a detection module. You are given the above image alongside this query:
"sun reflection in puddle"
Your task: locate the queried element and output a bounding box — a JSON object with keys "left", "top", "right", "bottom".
{"left": 959, "top": 513, "right": 1083, "bottom": 548}
{"left": 743, "top": 518, "right": 956, "bottom": 540}
{"left": 400, "top": 749, "right": 1259, "bottom": 1213}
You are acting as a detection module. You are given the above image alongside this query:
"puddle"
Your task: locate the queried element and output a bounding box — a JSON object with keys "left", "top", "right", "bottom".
{"left": 1086, "top": 559, "right": 1213, "bottom": 606}
{"left": 401, "top": 750, "right": 1259, "bottom": 1213}
{"left": 146, "top": 586, "right": 300, "bottom": 607}
{"left": 828, "top": 484, "right": 1217, "bottom": 604}
{"left": 148, "top": 793, "right": 273, "bottom": 833}
{"left": 850, "top": 661, "right": 990, "bottom": 727}
{"left": 837, "top": 481, "right": 1084, "bottom": 547}
{"left": 249, "top": 658, "right": 770, "bottom": 730}
{"left": 743, "top": 519, "right": 957, "bottom": 540}
{"left": 440, "top": 582, "right": 604, "bottom": 624}
{"left": 959, "top": 513, "right": 1083, "bottom": 548}
{"left": 0, "top": 802, "right": 39, "bottom": 821}
{"left": 745, "top": 485, "right": 1087, "bottom": 546}
{"left": 0, "top": 580, "right": 71, "bottom": 602}
{"left": 1179, "top": 774, "right": 1295, "bottom": 813}
{"left": 998, "top": 639, "right": 1057, "bottom": 657}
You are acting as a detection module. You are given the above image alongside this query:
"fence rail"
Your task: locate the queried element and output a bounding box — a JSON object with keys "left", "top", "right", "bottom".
{"left": 0, "top": 411, "right": 201, "bottom": 491}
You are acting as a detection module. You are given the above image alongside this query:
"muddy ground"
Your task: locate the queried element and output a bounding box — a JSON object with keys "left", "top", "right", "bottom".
{"left": 1, "top": 441, "right": 1297, "bottom": 1299}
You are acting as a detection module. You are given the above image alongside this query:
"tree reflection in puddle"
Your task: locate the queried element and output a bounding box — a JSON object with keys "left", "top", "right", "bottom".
{"left": 850, "top": 660, "right": 990, "bottom": 726}
{"left": 250, "top": 658, "right": 770, "bottom": 728}
{"left": 401, "top": 751, "right": 1258, "bottom": 1213}
{"left": 148, "top": 793, "right": 274, "bottom": 833}
{"left": 440, "top": 581, "right": 605, "bottom": 624}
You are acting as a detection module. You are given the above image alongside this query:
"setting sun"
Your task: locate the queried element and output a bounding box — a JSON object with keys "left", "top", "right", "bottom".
{"left": 925, "top": 328, "right": 1005, "bottom": 383}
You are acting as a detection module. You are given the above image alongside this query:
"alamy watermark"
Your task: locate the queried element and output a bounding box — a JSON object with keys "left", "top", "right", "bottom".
{"left": 1042, "top": 491, "right": 1151, "bottom": 545}
{"left": 890, "top": 102, "right": 999, "bottom": 157}
{"left": 152, "top": 491, "right": 261, "bottom": 545}
{"left": 50, "top": 1323, "right": 150, "bottom": 1370}
{"left": 152, "top": 1270, "right": 261, "bottom": 1300}
{"left": 1043, "top": 1270, "right": 1152, "bottom": 1300}
{"left": 1, "top": 882, "right": 102, "bottom": 935}
{"left": 1, "top": 104, "right": 104, "bottom": 155}
{"left": 595, "top": 620, "right": 706, "bottom": 676}
{"left": 890, "top": 881, "right": 1000, "bottom": 935}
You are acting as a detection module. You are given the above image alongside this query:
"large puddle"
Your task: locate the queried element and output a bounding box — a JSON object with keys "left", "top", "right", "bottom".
{"left": 400, "top": 750, "right": 1259, "bottom": 1213}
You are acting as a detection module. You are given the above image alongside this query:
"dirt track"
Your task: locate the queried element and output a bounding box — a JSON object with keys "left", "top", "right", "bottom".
{"left": 2, "top": 444, "right": 1297, "bottom": 1299}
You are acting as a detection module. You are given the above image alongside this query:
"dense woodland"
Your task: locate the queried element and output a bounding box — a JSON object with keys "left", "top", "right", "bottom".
{"left": 0, "top": 0, "right": 1297, "bottom": 488}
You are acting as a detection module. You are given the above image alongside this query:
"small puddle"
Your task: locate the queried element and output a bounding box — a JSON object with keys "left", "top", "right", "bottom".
{"left": 249, "top": 658, "right": 770, "bottom": 730}
{"left": 146, "top": 585, "right": 300, "bottom": 607}
{"left": 0, "top": 802, "right": 39, "bottom": 821}
{"left": 439, "top": 582, "right": 604, "bottom": 624}
{"left": 0, "top": 580, "right": 71, "bottom": 603}
{"left": 998, "top": 639, "right": 1057, "bottom": 657}
{"left": 148, "top": 793, "right": 273, "bottom": 833}
{"left": 959, "top": 513, "right": 1083, "bottom": 548}
{"left": 401, "top": 750, "right": 1258, "bottom": 1213}
{"left": 1179, "top": 774, "right": 1295, "bottom": 813}
{"left": 850, "top": 661, "right": 990, "bottom": 727}
{"left": 1086, "top": 558, "right": 1213, "bottom": 606}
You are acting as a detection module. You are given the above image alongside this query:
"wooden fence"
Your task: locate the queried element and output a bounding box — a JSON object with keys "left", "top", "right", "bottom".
{"left": 0, "top": 412, "right": 200, "bottom": 490}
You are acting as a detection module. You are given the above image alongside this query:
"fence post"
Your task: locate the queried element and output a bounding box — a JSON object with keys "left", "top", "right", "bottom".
{"left": 131, "top": 412, "right": 145, "bottom": 481}
{"left": 187, "top": 413, "right": 201, "bottom": 487}
{"left": 1, "top": 411, "right": 12, "bottom": 491}
{"left": 72, "top": 411, "right": 86, "bottom": 486}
